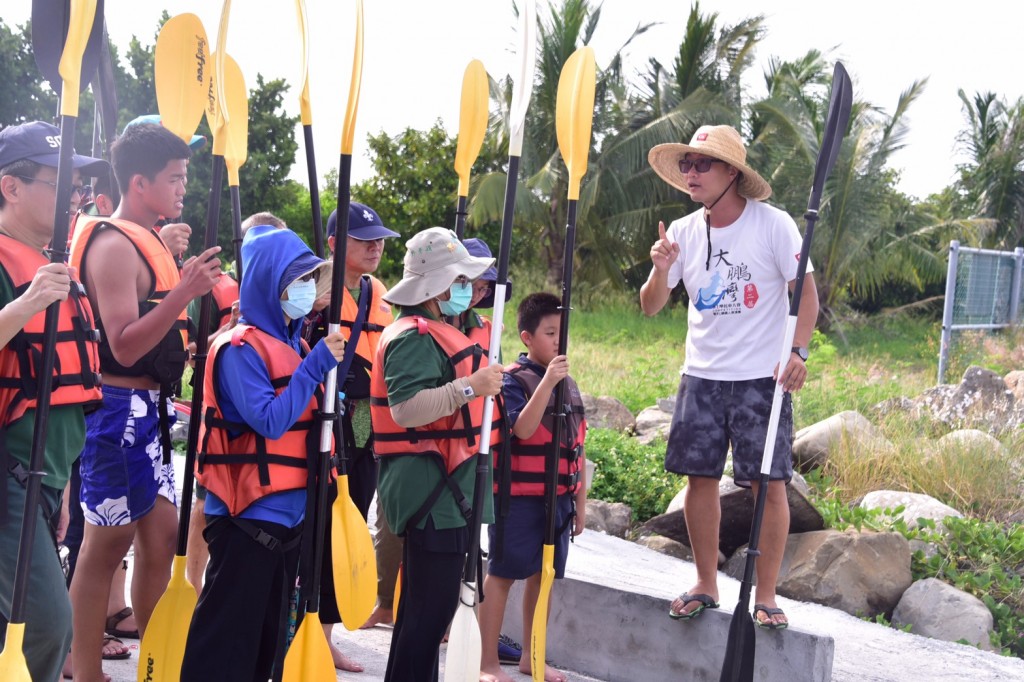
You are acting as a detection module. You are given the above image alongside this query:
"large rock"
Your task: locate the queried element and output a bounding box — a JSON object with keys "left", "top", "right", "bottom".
{"left": 935, "top": 428, "right": 1007, "bottom": 456}
{"left": 913, "top": 366, "right": 1021, "bottom": 434}
{"left": 635, "top": 535, "right": 692, "bottom": 561}
{"left": 724, "top": 530, "right": 912, "bottom": 618}
{"left": 581, "top": 394, "right": 635, "bottom": 432}
{"left": 792, "top": 410, "right": 892, "bottom": 472}
{"left": 633, "top": 405, "right": 672, "bottom": 444}
{"left": 639, "top": 476, "right": 823, "bottom": 556}
{"left": 584, "top": 499, "right": 632, "bottom": 538}
{"left": 1006, "top": 370, "right": 1024, "bottom": 402}
{"left": 859, "top": 490, "right": 962, "bottom": 530}
{"left": 893, "top": 578, "right": 996, "bottom": 651}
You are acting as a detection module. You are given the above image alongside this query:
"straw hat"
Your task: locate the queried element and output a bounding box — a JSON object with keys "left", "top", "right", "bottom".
{"left": 384, "top": 227, "right": 495, "bottom": 306}
{"left": 648, "top": 125, "right": 771, "bottom": 201}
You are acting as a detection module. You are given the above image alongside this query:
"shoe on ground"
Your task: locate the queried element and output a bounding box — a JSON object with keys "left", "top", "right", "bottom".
{"left": 498, "top": 633, "right": 522, "bottom": 663}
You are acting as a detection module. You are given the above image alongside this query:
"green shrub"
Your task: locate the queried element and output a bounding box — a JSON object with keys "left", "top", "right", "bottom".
{"left": 585, "top": 428, "right": 682, "bottom": 524}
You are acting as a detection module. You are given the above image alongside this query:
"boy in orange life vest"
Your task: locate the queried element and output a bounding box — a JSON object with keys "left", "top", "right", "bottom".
{"left": 67, "top": 122, "right": 223, "bottom": 682}
{"left": 0, "top": 121, "right": 106, "bottom": 682}
{"left": 479, "top": 292, "right": 587, "bottom": 682}
{"left": 181, "top": 225, "right": 345, "bottom": 682}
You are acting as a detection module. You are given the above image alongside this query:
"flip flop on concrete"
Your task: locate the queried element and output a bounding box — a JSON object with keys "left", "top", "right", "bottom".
{"left": 754, "top": 603, "right": 789, "bottom": 630}
{"left": 668, "top": 593, "right": 719, "bottom": 620}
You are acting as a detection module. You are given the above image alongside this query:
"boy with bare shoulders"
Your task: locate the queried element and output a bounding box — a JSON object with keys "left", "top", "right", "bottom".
{"left": 67, "top": 122, "right": 221, "bottom": 682}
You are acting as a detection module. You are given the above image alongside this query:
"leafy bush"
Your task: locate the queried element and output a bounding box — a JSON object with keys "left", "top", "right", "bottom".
{"left": 585, "top": 428, "right": 682, "bottom": 524}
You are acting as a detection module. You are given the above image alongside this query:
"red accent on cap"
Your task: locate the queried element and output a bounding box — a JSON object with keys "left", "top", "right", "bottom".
{"left": 697, "top": 133, "right": 708, "bottom": 141}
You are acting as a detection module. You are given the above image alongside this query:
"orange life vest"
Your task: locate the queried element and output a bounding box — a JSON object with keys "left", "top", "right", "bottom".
{"left": 369, "top": 315, "right": 501, "bottom": 475}
{"left": 497, "top": 360, "right": 586, "bottom": 497}
{"left": 196, "top": 324, "right": 324, "bottom": 516}
{"left": 68, "top": 217, "right": 188, "bottom": 384}
{"left": 211, "top": 273, "right": 239, "bottom": 330}
{"left": 463, "top": 313, "right": 493, "bottom": 355}
{"left": 0, "top": 234, "right": 102, "bottom": 426}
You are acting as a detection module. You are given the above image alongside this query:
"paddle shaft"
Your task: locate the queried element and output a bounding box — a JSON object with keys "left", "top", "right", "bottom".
{"left": 304, "top": 124, "right": 325, "bottom": 259}
{"left": 174, "top": 158, "right": 224, "bottom": 556}
{"left": 229, "top": 184, "right": 243, "bottom": 281}
{"left": 454, "top": 194, "right": 468, "bottom": 240}
{"left": 7, "top": 115, "right": 78, "bottom": 623}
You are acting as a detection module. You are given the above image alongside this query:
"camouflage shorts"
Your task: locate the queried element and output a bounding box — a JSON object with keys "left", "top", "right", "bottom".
{"left": 664, "top": 375, "right": 793, "bottom": 485}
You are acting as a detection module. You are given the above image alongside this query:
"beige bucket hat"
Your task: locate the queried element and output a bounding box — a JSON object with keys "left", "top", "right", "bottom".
{"left": 648, "top": 124, "right": 772, "bottom": 201}
{"left": 383, "top": 227, "right": 495, "bottom": 306}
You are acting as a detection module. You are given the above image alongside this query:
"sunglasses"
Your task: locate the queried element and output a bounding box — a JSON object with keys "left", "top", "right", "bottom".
{"left": 677, "top": 158, "right": 724, "bottom": 174}
{"left": 13, "top": 175, "right": 90, "bottom": 198}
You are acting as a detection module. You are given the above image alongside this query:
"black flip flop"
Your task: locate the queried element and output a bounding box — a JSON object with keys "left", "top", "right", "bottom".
{"left": 668, "top": 593, "right": 720, "bottom": 620}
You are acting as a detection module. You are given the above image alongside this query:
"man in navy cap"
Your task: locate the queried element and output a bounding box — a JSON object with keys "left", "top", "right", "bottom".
{"left": 0, "top": 121, "right": 110, "bottom": 681}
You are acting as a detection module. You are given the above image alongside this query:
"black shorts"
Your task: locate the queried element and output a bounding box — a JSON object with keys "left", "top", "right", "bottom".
{"left": 664, "top": 375, "right": 793, "bottom": 486}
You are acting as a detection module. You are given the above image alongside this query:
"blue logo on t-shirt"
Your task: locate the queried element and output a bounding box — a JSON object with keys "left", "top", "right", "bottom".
{"left": 695, "top": 272, "right": 727, "bottom": 310}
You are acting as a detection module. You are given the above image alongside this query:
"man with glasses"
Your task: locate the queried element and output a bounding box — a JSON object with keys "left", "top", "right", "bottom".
{"left": 641, "top": 125, "right": 819, "bottom": 630}
{"left": 0, "top": 121, "right": 108, "bottom": 682}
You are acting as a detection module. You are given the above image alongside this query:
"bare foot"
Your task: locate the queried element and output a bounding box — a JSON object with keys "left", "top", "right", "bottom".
{"left": 669, "top": 582, "right": 719, "bottom": 618}
{"left": 328, "top": 641, "right": 364, "bottom": 673}
{"left": 359, "top": 605, "right": 393, "bottom": 629}
{"left": 62, "top": 652, "right": 113, "bottom": 682}
{"left": 753, "top": 599, "right": 789, "bottom": 628}
{"left": 518, "top": 661, "right": 567, "bottom": 682}
{"left": 479, "top": 663, "right": 515, "bottom": 682}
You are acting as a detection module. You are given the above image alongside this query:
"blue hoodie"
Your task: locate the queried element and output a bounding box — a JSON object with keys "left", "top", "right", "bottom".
{"left": 203, "top": 225, "right": 339, "bottom": 526}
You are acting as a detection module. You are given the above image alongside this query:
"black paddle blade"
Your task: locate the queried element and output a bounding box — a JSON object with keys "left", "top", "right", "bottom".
{"left": 719, "top": 606, "right": 756, "bottom": 682}
{"left": 31, "top": 0, "right": 106, "bottom": 94}
{"left": 807, "top": 61, "right": 854, "bottom": 210}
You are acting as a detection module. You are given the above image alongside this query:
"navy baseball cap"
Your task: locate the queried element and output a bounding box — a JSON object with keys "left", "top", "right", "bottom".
{"left": 462, "top": 237, "right": 512, "bottom": 309}
{"left": 123, "top": 114, "right": 207, "bottom": 151}
{"left": 327, "top": 202, "right": 400, "bottom": 240}
{"left": 0, "top": 121, "right": 109, "bottom": 176}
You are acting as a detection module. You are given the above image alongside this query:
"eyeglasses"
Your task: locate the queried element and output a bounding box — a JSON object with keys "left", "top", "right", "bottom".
{"left": 13, "top": 175, "right": 90, "bottom": 197}
{"left": 473, "top": 284, "right": 493, "bottom": 299}
{"left": 678, "top": 158, "right": 724, "bottom": 174}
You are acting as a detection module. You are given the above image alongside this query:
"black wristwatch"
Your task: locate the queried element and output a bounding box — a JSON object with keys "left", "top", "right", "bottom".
{"left": 791, "top": 346, "right": 809, "bottom": 361}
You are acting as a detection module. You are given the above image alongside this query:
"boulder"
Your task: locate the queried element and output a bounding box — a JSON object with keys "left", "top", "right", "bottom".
{"left": 634, "top": 405, "right": 672, "bottom": 444}
{"left": 913, "top": 366, "right": 1020, "bottom": 434}
{"left": 635, "top": 535, "right": 692, "bottom": 561}
{"left": 1006, "top": 370, "right": 1024, "bottom": 402}
{"left": 639, "top": 476, "right": 823, "bottom": 556}
{"left": 584, "top": 500, "right": 632, "bottom": 538}
{"left": 936, "top": 429, "right": 1007, "bottom": 456}
{"left": 792, "top": 410, "right": 892, "bottom": 472}
{"left": 858, "top": 490, "right": 962, "bottom": 530}
{"left": 892, "top": 578, "right": 996, "bottom": 651}
{"left": 724, "top": 530, "right": 912, "bottom": 618}
{"left": 581, "top": 394, "right": 635, "bottom": 433}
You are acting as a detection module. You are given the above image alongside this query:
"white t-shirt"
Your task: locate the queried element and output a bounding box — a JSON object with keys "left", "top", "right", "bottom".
{"left": 665, "top": 199, "right": 812, "bottom": 381}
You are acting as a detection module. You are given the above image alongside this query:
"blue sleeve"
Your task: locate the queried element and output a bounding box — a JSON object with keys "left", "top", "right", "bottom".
{"left": 501, "top": 373, "right": 528, "bottom": 428}
{"left": 217, "top": 340, "right": 339, "bottom": 440}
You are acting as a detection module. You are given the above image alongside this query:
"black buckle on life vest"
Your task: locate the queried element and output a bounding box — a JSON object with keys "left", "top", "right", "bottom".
{"left": 253, "top": 528, "right": 280, "bottom": 551}
{"left": 568, "top": 443, "right": 583, "bottom": 463}
{"left": 565, "top": 470, "right": 580, "bottom": 489}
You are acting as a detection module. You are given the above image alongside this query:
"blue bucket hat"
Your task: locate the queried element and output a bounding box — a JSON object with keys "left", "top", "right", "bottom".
{"left": 0, "top": 121, "right": 109, "bottom": 176}
{"left": 327, "top": 202, "right": 400, "bottom": 240}
{"left": 462, "top": 238, "right": 512, "bottom": 309}
{"left": 123, "top": 114, "right": 207, "bottom": 151}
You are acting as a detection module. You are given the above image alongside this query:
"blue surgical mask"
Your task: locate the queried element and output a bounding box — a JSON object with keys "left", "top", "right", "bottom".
{"left": 438, "top": 281, "right": 473, "bottom": 316}
{"left": 281, "top": 278, "right": 317, "bottom": 319}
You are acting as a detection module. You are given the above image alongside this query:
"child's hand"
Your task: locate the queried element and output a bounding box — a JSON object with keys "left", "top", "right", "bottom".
{"left": 467, "top": 363, "right": 504, "bottom": 397}
{"left": 541, "top": 355, "right": 569, "bottom": 388}
{"left": 573, "top": 501, "right": 586, "bottom": 536}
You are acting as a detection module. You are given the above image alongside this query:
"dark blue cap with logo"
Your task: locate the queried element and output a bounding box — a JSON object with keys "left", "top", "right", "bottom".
{"left": 327, "top": 201, "right": 400, "bottom": 240}
{"left": 0, "top": 121, "right": 109, "bottom": 176}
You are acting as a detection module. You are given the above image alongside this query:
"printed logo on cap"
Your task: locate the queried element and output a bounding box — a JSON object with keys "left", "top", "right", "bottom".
{"left": 362, "top": 209, "right": 373, "bottom": 221}
{"left": 697, "top": 133, "right": 708, "bottom": 141}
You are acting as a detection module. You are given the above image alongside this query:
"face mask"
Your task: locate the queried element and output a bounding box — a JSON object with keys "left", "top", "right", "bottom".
{"left": 438, "top": 281, "right": 473, "bottom": 316}
{"left": 281, "top": 278, "right": 317, "bottom": 319}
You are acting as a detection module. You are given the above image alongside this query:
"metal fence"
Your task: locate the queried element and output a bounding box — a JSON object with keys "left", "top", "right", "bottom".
{"left": 938, "top": 240, "right": 1024, "bottom": 383}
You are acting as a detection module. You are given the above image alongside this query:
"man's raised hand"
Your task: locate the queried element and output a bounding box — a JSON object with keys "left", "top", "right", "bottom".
{"left": 650, "top": 220, "right": 680, "bottom": 274}
{"left": 180, "top": 246, "right": 223, "bottom": 298}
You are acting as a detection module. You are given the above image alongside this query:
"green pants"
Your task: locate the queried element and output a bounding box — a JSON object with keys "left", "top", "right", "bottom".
{"left": 374, "top": 495, "right": 403, "bottom": 607}
{"left": 0, "top": 475, "right": 71, "bottom": 682}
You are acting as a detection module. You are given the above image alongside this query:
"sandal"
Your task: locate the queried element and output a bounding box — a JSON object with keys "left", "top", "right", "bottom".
{"left": 753, "top": 603, "right": 789, "bottom": 630}
{"left": 102, "top": 634, "right": 131, "bottom": 660}
{"left": 105, "top": 606, "right": 139, "bottom": 639}
{"left": 668, "top": 593, "right": 719, "bottom": 620}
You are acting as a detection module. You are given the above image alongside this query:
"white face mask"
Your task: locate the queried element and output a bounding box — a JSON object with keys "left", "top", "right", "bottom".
{"left": 281, "top": 278, "right": 317, "bottom": 319}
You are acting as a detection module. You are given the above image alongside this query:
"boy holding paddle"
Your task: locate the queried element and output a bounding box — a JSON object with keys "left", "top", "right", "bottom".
{"left": 479, "top": 291, "right": 587, "bottom": 682}
{"left": 0, "top": 121, "right": 107, "bottom": 682}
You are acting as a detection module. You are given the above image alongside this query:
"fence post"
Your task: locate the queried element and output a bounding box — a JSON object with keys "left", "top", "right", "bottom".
{"left": 1010, "top": 247, "right": 1024, "bottom": 325}
{"left": 938, "top": 240, "right": 960, "bottom": 385}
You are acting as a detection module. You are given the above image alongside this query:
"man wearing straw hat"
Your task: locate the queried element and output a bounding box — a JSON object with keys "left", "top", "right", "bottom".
{"left": 640, "top": 124, "right": 819, "bottom": 630}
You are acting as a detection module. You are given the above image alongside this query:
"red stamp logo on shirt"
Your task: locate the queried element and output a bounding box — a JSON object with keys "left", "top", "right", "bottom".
{"left": 744, "top": 283, "right": 759, "bottom": 308}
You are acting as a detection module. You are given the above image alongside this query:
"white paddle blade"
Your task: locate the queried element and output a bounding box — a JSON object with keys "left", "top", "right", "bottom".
{"left": 443, "top": 582, "right": 482, "bottom": 682}
{"left": 509, "top": 0, "right": 537, "bottom": 156}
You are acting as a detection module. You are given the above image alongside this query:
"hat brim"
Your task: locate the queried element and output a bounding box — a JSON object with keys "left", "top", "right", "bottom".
{"left": 384, "top": 254, "right": 495, "bottom": 307}
{"left": 188, "top": 135, "right": 207, "bottom": 152}
{"left": 648, "top": 143, "right": 772, "bottom": 201}
{"left": 26, "top": 152, "right": 110, "bottom": 178}
{"left": 349, "top": 225, "right": 400, "bottom": 240}
{"left": 298, "top": 261, "right": 334, "bottom": 301}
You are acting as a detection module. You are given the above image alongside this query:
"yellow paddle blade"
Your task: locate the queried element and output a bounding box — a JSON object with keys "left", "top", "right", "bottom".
{"left": 155, "top": 13, "right": 211, "bottom": 145}
{"left": 530, "top": 543, "right": 556, "bottom": 682}
{"left": 294, "top": 0, "right": 312, "bottom": 125}
{"left": 0, "top": 623, "right": 32, "bottom": 682}
{"left": 393, "top": 562, "right": 402, "bottom": 614}
{"left": 57, "top": 0, "right": 98, "bottom": 115}
{"left": 453, "top": 59, "right": 489, "bottom": 197}
{"left": 340, "top": 0, "right": 364, "bottom": 155}
{"left": 210, "top": 0, "right": 233, "bottom": 155}
{"left": 555, "top": 46, "right": 596, "bottom": 201}
{"left": 443, "top": 582, "right": 482, "bottom": 682}
{"left": 331, "top": 474, "right": 377, "bottom": 630}
{"left": 137, "top": 555, "right": 197, "bottom": 682}
{"left": 221, "top": 53, "right": 248, "bottom": 187}
{"left": 282, "top": 613, "right": 335, "bottom": 682}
